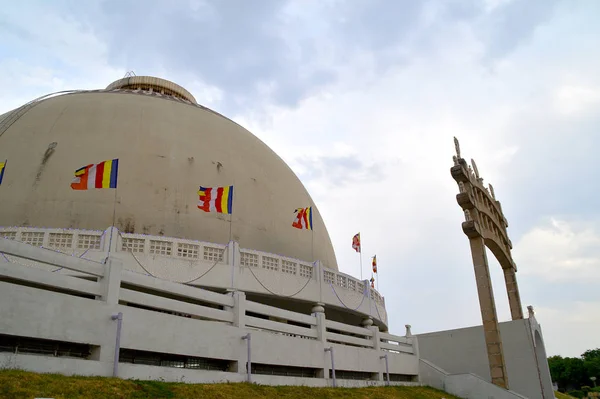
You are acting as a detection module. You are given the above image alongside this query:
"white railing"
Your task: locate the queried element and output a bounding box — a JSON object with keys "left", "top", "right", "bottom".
{"left": 0, "top": 236, "right": 417, "bottom": 385}
{"left": 0, "top": 226, "right": 385, "bottom": 307}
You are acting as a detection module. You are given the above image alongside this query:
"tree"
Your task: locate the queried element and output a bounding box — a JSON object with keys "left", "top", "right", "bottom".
{"left": 583, "top": 349, "right": 600, "bottom": 362}
{"left": 549, "top": 348, "right": 600, "bottom": 391}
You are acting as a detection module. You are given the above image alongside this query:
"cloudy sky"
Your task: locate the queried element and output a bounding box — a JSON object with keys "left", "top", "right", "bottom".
{"left": 1, "top": 0, "right": 599, "bottom": 358}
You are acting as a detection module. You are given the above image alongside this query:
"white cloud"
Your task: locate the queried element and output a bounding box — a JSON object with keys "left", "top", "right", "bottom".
{"left": 554, "top": 84, "right": 600, "bottom": 116}
{"left": 515, "top": 218, "right": 600, "bottom": 283}
{"left": 534, "top": 301, "right": 600, "bottom": 357}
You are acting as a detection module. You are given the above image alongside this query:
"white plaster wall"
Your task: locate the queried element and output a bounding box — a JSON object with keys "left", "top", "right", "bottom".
{"left": 0, "top": 353, "right": 420, "bottom": 388}
{"left": 0, "top": 275, "right": 414, "bottom": 383}
{"left": 419, "top": 360, "right": 528, "bottom": 399}
{"left": 417, "top": 319, "right": 553, "bottom": 399}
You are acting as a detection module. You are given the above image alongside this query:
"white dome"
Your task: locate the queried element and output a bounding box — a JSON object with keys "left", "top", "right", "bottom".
{"left": 0, "top": 78, "right": 338, "bottom": 269}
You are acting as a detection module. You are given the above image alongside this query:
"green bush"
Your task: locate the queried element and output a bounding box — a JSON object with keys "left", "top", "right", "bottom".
{"left": 583, "top": 386, "right": 592, "bottom": 394}
{"left": 568, "top": 390, "right": 585, "bottom": 398}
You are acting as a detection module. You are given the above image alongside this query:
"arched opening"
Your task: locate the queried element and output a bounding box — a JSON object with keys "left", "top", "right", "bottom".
{"left": 486, "top": 248, "right": 511, "bottom": 321}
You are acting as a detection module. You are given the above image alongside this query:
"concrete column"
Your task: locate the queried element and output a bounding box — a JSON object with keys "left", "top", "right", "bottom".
{"left": 405, "top": 324, "right": 420, "bottom": 365}
{"left": 503, "top": 267, "right": 524, "bottom": 320}
{"left": 469, "top": 237, "right": 509, "bottom": 389}
{"left": 231, "top": 291, "right": 246, "bottom": 328}
{"left": 369, "top": 325, "right": 383, "bottom": 381}
{"left": 228, "top": 290, "right": 248, "bottom": 374}
{"left": 228, "top": 241, "right": 237, "bottom": 290}
{"left": 101, "top": 258, "right": 123, "bottom": 305}
{"left": 311, "top": 303, "right": 328, "bottom": 379}
{"left": 315, "top": 261, "right": 324, "bottom": 304}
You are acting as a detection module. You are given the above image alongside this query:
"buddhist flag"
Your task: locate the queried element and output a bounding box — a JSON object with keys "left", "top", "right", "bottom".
{"left": 71, "top": 159, "right": 119, "bottom": 190}
{"left": 0, "top": 160, "right": 6, "bottom": 185}
{"left": 352, "top": 233, "right": 361, "bottom": 253}
{"left": 292, "top": 207, "right": 313, "bottom": 230}
{"left": 198, "top": 186, "right": 234, "bottom": 214}
{"left": 370, "top": 276, "right": 375, "bottom": 289}
{"left": 372, "top": 255, "right": 377, "bottom": 273}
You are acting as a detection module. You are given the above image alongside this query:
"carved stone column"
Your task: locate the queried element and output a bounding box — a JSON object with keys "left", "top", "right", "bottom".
{"left": 470, "top": 237, "right": 509, "bottom": 388}
{"left": 503, "top": 267, "right": 524, "bottom": 320}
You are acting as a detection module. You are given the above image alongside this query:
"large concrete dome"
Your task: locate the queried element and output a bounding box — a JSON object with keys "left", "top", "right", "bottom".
{"left": 0, "top": 76, "right": 338, "bottom": 269}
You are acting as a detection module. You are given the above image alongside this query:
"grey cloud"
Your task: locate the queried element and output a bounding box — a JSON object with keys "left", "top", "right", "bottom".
{"left": 480, "top": 0, "right": 560, "bottom": 61}
{"left": 4, "top": 0, "right": 562, "bottom": 110}
{"left": 296, "top": 154, "right": 386, "bottom": 187}
{"left": 497, "top": 111, "right": 600, "bottom": 239}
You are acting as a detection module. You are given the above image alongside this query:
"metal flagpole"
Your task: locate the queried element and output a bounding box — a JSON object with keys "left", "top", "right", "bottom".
{"left": 359, "top": 248, "right": 363, "bottom": 281}
{"left": 310, "top": 206, "right": 315, "bottom": 262}
{"left": 108, "top": 187, "right": 118, "bottom": 256}
{"left": 375, "top": 256, "right": 379, "bottom": 292}
{"left": 229, "top": 186, "right": 235, "bottom": 290}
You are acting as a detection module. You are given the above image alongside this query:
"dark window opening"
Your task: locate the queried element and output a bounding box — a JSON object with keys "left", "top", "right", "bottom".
{"left": 251, "top": 363, "right": 318, "bottom": 378}
{"left": 119, "top": 348, "right": 230, "bottom": 371}
{"left": 0, "top": 334, "right": 93, "bottom": 359}
{"left": 330, "top": 369, "right": 376, "bottom": 380}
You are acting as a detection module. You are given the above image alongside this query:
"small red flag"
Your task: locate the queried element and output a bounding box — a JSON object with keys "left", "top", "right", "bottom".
{"left": 352, "top": 233, "right": 361, "bottom": 253}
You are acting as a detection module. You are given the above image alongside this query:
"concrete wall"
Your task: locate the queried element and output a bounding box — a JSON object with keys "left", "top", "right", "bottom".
{"left": 417, "top": 319, "right": 554, "bottom": 399}
{"left": 0, "top": 240, "right": 417, "bottom": 387}
{"left": 419, "top": 360, "right": 528, "bottom": 399}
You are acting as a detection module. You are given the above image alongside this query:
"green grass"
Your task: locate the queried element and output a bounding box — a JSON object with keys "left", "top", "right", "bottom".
{"left": 0, "top": 369, "right": 458, "bottom": 399}
{"left": 554, "top": 391, "right": 577, "bottom": 399}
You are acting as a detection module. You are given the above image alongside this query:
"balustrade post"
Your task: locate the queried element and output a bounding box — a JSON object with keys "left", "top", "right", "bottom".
{"left": 227, "top": 241, "right": 238, "bottom": 290}
{"left": 104, "top": 226, "right": 120, "bottom": 254}
{"left": 315, "top": 261, "right": 324, "bottom": 304}
{"left": 101, "top": 258, "right": 122, "bottom": 305}
{"left": 406, "top": 324, "right": 420, "bottom": 360}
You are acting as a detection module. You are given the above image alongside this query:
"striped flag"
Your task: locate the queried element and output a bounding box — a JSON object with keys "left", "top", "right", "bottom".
{"left": 292, "top": 207, "right": 313, "bottom": 230}
{"left": 198, "top": 186, "right": 234, "bottom": 214}
{"left": 0, "top": 160, "right": 6, "bottom": 185}
{"left": 352, "top": 233, "right": 361, "bottom": 253}
{"left": 372, "top": 255, "right": 377, "bottom": 273}
{"left": 370, "top": 276, "right": 375, "bottom": 289}
{"left": 70, "top": 159, "right": 119, "bottom": 190}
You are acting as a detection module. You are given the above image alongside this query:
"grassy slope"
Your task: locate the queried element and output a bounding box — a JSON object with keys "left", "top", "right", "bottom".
{"left": 0, "top": 369, "right": 458, "bottom": 399}
{"left": 554, "top": 392, "right": 577, "bottom": 399}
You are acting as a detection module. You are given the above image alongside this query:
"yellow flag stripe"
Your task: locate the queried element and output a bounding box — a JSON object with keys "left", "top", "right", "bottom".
{"left": 221, "top": 186, "right": 229, "bottom": 213}
{"left": 102, "top": 161, "right": 112, "bottom": 188}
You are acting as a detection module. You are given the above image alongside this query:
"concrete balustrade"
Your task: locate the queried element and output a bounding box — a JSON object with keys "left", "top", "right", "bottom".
{"left": 0, "top": 236, "right": 417, "bottom": 386}
{"left": 0, "top": 226, "right": 388, "bottom": 327}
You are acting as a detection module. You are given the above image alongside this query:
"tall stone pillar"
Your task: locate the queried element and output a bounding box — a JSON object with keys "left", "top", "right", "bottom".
{"left": 450, "top": 137, "right": 524, "bottom": 390}
{"left": 503, "top": 267, "right": 524, "bottom": 320}
{"left": 470, "top": 237, "right": 508, "bottom": 388}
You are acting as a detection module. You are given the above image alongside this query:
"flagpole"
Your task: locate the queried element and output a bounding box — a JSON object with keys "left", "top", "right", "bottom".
{"left": 310, "top": 205, "right": 315, "bottom": 263}
{"left": 228, "top": 213, "right": 233, "bottom": 243}
{"left": 108, "top": 186, "right": 118, "bottom": 256}
{"left": 228, "top": 185, "right": 235, "bottom": 290}
{"left": 359, "top": 249, "right": 363, "bottom": 281}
